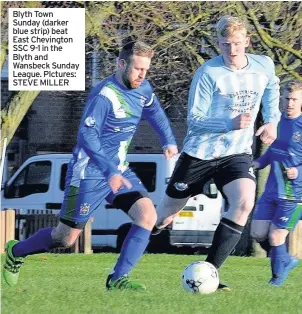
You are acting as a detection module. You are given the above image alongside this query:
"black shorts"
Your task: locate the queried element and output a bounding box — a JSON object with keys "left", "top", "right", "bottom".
{"left": 166, "top": 152, "right": 256, "bottom": 199}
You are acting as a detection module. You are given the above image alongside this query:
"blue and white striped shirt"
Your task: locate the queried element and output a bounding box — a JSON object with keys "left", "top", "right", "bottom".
{"left": 183, "top": 54, "right": 280, "bottom": 160}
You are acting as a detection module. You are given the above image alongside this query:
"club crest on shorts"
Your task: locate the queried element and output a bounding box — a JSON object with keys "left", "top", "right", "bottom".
{"left": 292, "top": 132, "right": 301, "bottom": 142}
{"left": 79, "top": 203, "right": 90, "bottom": 215}
{"left": 174, "top": 182, "right": 188, "bottom": 191}
{"left": 248, "top": 167, "right": 256, "bottom": 178}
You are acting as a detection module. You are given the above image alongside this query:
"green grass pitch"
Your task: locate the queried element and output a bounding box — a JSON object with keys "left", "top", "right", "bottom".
{"left": 1, "top": 254, "right": 302, "bottom": 314}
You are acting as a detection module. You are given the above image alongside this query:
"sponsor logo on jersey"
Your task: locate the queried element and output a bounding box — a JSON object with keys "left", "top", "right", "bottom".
{"left": 140, "top": 96, "right": 147, "bottom": 106}
{"left": 292, "top": 132, "right": 301, "bottom": 142}
{"left": 84, "top": 117, "right": 96, "bottom": 127}
{"left": 279, "top": 216, "right": 289, "bottom": 222}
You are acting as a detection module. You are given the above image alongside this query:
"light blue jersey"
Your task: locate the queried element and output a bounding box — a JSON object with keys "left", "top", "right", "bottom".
{"left": 183, "top": 54, "right": 280, "bottom": 160}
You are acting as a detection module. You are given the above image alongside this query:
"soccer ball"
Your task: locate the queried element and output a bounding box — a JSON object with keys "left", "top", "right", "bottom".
{"left": 182, "top": 261, "right": 219, "bottom": 294}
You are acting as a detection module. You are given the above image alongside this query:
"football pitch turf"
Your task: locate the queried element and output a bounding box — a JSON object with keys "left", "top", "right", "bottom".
{"left": 1, "top": 253, "right": 302, "bottom": 314}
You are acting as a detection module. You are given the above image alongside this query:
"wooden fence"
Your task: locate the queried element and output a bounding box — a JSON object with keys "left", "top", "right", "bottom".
{"left": 288, "top": 221, "right": 302, "bottom": 258}
{"left": 1, "top": 209, "right": 302, "bottom": 257}
{"left": 1, "top": 209, "right": 93, "bottom": 254}
{"left": 1, "top": 209, "right": 15, "bottom": 254}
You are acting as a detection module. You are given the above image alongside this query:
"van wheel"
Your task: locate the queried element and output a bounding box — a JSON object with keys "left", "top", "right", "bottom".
{"left": 116, "top": 224, "right": 132, "bottom": 252}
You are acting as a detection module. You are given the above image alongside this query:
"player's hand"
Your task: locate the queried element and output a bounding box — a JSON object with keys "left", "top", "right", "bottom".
{"left": 108, "top": 174, "right": 132, "bottom": 194}
{"left": 285, "top": 167, "right": 298, "bottom": 180}
{"left": 231, "top": 113, "right": 252, "bottom": 130}
{"left": 163, "top": 145, "right": 178, "bottom": 160}
{"left": 255, "top": 122, "right": 277, "bottom": 145}
{"left": 252, "top": 161, "right": 261, "bottom": 170}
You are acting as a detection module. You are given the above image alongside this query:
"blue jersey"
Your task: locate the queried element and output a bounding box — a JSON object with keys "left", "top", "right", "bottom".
{"left": 257, "top": 113, "right": 302, "bottom": 201}
{"left": 68, "top": 75, "right": 176, "bottom": 187}
{"left": 183, "top": 53, "right": 280, "bottom": 159}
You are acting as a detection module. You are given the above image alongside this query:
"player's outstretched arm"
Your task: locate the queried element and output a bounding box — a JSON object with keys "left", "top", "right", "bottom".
{"left": 252, "top": 160, "right": 261, "bottom": 170}
{"left": 187, "top": 70, "right": 233, "bottom": 134}
{"left": 259, "top": 56, "right": 281, "bottom": 144}
{"left": 142, "top": 93, "right": 177, "bottom": 151}
{"left": 254, "top": 148, "right": 271, "bottom": 170}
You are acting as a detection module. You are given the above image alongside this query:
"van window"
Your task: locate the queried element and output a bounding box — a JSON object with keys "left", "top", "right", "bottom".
{"left": 5, "top": 161, "right": 51, "bottom": 198}
{"left": 60, "top": 163, "right": 68, "bottom": 191}
{"left": 128, "top": 162, "right": 156, "bottom": 192}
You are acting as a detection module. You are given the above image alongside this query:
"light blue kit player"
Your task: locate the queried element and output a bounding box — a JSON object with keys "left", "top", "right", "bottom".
{"left": 3, "top": 41, "right": 178, "bottom": 290}
{"left": 251, "top": 80, "right": 302, "bottom": 287}
{"left": 154, "top": 15, "right": 280, "bottom": 291}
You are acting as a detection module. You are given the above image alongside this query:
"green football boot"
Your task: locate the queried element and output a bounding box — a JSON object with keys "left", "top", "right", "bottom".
{"left": 2, "top": 240, "right": 24, "bottom": 286}
{"left": 217, "top": 282, "right": 231, "bottom": 292}
{"left": 106, "top": 274, "right": 146, "bottom": 291}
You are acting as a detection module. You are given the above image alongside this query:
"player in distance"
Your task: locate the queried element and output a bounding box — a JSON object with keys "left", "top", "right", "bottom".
{"left": 251, "top": 80, "right": 302, "bottom": 286}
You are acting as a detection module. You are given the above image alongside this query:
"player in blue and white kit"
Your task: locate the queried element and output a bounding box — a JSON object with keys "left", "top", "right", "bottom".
{"left": 3, "top": 41, "right": 178, "bottom": 290}
{"left": 154, "top": 16, "right": 280, "bottom": 291}
{"left": 251, "top": 80, "right": 302, "bottom": 286}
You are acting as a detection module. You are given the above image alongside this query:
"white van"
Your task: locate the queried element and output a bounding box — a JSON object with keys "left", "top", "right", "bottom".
{"left": 1, "top": 153, "right": 224, "bottom": 251}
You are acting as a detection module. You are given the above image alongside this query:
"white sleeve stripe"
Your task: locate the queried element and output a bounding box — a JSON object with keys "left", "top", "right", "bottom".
{"left": 144, "top": 93, "right": 154, "bottom": 107}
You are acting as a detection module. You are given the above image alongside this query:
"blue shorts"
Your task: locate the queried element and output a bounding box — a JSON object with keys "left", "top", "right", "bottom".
{"left": 253, "top": 193, "right": 302, "bottom": 230}
{"left": 59, "top": 168, "right": 148, "bottom": 228}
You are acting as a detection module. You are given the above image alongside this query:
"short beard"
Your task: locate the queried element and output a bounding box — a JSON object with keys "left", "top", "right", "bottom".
{"left": 122, "top": 71, "right": 132, "bottom": 89}
{"left": 121, "top": 64, "right": 141, "bottom": 89}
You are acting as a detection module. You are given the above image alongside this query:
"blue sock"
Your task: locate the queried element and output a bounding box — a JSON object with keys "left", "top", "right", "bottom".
{"left": 112, "top": 224, "right": 150, "bottom": 280}
{"left": 270, "top": 243, "right": 291, "bottom": 277}
{"left": 12, "top": 227, "right": 58, "bottom": 257}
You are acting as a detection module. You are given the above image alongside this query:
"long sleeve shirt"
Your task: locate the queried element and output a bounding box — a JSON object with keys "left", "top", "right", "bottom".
{"left": 257, "top": 113, "right": 302, "bottom": 201}
{"left": 183, "top": 54, "right": 280, "bottom": 160}
{"left": 67, "top": 75, "right": 176, "bottom": 187}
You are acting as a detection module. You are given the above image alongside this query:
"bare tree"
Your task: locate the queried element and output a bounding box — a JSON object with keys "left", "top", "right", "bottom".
{"left": 1, "top": 1, "right": 301, "bottom": 157}
{"left": 0, "top": 1, "right": 83, "bottom": 154}
{"left": 1, "top": 2, "right": 43, "bottom": 154}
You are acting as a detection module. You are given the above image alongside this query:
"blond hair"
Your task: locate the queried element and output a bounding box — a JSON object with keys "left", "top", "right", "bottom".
{"left": 216, "top": 15, "right": 247, "bottom": 38}
{"left": 119, "top": 41, "right": 154, "bottom": 63}
{"left": 284, "top": 80, "right": 302, "bottom": 93}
